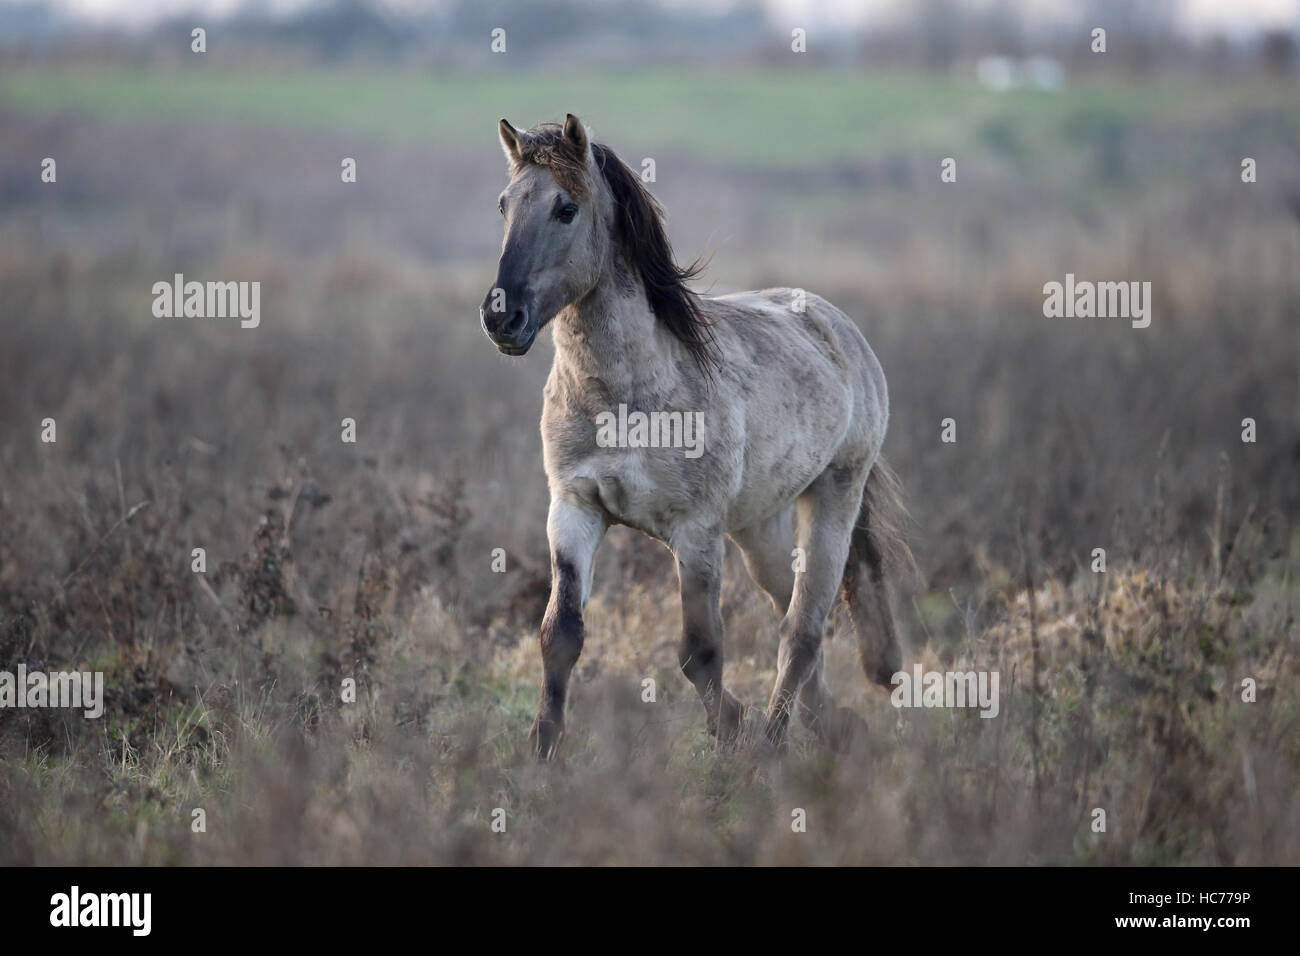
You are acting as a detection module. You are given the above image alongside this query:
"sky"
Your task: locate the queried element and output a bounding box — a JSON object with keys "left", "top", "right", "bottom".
{"left": 35, "top": 0, "right": 1300, "bottom": 35}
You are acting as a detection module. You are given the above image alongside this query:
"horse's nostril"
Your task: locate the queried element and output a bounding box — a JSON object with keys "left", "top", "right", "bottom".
{"left": 504, "top": 307, "right": 528, "bottom": 336}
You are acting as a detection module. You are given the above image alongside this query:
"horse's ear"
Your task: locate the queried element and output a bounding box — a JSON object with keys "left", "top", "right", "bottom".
{"left": 562, "top": 113, "right": 590, "bottom": 162}
{"left": 499, "top": 118, "right": 524, "bottom": 168}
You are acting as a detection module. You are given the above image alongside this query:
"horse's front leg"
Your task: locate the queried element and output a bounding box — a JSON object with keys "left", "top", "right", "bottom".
{"left": 673, "top": 526, "right": 744, "bottom": 743}
{"left": 530, "top": 497, "right": 606, "bottom": 760}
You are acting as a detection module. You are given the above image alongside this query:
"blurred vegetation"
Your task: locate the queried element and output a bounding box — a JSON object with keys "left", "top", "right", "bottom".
{"left": 3, "top": 65, "right": 1298, "bottom": 169}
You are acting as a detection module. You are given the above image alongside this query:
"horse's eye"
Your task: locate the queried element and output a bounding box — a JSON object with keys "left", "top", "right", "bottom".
{"left": 557, "top": 203, "right": 578, "bottom": 224}
{"left": 497, "top": 197, "right": 506, "bottom": 216}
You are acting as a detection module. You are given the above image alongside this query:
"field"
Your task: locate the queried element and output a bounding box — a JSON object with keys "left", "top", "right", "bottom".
{"left": 0, "top": 61, "right": 1297, "bottom": 864}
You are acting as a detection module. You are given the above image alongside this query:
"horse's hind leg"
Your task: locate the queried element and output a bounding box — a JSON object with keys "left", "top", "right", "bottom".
{"left": 763, "top": 464, "right": 865, "bottom": 749}
{"left": 530, "top": 498, "right": 606, "bottom": 760}
{"left": 731, "top": 507, "right": 796, "bottom": 617}
{"left": 734, "top": 510, "right": 855, "bottom": 748}
{"left": 672, "top": 525, "right": 743, "bottom": 742}
{"left": 793, "top": 642, "right": 869, "bottom": 752}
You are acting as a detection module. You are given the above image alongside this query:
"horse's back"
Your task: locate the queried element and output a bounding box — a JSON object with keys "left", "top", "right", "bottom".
{"left": 702, "top": 287, "right": 890, "bottom": 529}
{"left": 706, "top": 286, "right": 887, "bottom": 439}
{"left": 712, "top": 286, "right": 881, "bottom": 372}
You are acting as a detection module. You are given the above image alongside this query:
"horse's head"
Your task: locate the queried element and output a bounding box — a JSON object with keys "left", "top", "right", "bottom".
{"left": 480, "top": 113, "right": 611, "bottom": 356}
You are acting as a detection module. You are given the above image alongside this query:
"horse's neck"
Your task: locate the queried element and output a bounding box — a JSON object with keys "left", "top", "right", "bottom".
{"left": 552, "top": 270, "right": 681, "bottom": 396}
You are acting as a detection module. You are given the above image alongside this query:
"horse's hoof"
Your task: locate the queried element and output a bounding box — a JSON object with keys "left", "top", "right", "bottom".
{"left": 709, "top": 693, "right": 745, "bottom": 744}
{"left": 529, "top": 717, "right": 563, "bottom": 761}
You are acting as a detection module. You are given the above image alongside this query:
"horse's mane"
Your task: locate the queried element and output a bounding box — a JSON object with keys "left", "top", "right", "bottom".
{"left": 514, "top": 124, "right": 718, "bottom": 377}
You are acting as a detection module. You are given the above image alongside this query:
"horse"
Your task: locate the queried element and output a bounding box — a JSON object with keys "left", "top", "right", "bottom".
{"left": 480, "top": 114, "right": 906, "bottom": 759}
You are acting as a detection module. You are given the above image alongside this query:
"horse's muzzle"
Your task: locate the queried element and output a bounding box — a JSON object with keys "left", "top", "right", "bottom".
{"left": 480, "top": 292, "right": 537, "bottom": 356}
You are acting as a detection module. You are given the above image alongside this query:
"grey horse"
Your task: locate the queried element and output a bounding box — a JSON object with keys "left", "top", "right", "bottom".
{"left": 481, "top": 114, "right": 905, "bottom": 759}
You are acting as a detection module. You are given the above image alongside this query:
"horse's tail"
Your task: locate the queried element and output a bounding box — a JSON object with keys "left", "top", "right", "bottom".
{"left": 842, "top": 456, "right": 911, "bottom": 687}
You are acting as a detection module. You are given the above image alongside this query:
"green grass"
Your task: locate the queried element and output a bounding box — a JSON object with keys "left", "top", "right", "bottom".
{"left": 5, "top": 64, "right": 1293, "bottom": 166}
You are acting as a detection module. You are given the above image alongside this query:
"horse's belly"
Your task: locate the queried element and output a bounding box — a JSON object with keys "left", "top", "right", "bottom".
{"left": 725, "top": 399, "right": 851, "bottom": 530}
{"left": 726, "top": 451, "right": 831, "bottom": 531}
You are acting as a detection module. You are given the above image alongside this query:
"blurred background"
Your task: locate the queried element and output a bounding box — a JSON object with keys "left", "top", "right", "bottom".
{"left": 0, "top": 0, "right": 1296, "bottom": 865}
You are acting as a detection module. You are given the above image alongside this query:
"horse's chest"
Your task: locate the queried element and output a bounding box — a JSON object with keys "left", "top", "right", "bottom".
{"left": 545, "top": 392, "right": 709, "bottom": 539}
{"left": 565, "top": 452, "right": 692, "bottom": 541}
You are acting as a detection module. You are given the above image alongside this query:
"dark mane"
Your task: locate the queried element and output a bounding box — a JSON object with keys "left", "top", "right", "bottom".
{"left": 592, "top": 142, "right": 718, "bottom": 377}
{"left": 515, "top": 124, "right": 718, "bottom": 377}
